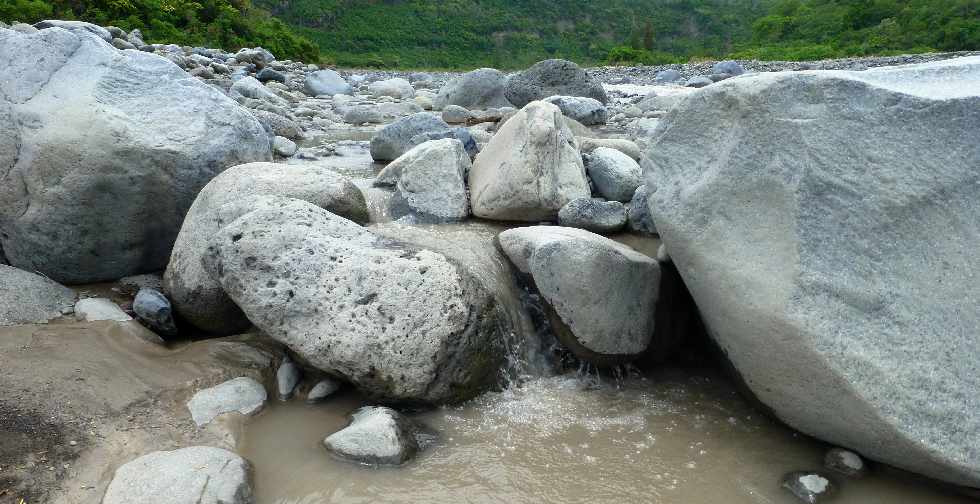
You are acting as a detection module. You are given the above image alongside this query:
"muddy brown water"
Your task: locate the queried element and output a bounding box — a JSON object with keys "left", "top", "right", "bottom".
{"left": 240, "top": 369, "right": 974, "bottom": 504}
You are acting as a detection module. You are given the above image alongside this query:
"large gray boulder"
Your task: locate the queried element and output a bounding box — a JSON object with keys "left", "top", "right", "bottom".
{"left": 434, "top": 68, "right": 513, "bottom": 110}
{"left": 102, "top": 447, "right": 253, "bottom": 504}
{"left": 585, "top": 147, "right": 643, "bottom": 202}
{"left": 202, "top": 198, "right": 507, "bottom": 403}
{"left": 469, "top": 101, "right": 589, "bottom": 221}
{"left": 370, "top": 112, "right": 454, "bottom": 162}
{"left": 374, "top": 138, "right": 470, "bottom": 222}
{"left": 0, "top": 28, "right": 271, "bottom": 284}
{"left": 0, "top": 265, "right": 76, "bottom": 326}
{"left": 498, "top": 226, "right": 661, "bottom": 365}
{"left": 304, "top": 69, "right": 352, "bottom": 96}
{"left": 644, "top": 57, "right": 980, "bottom": 487}
{"left": 164, "top": 162, "right": 367, "bottom": 335}
{"left": 505, "top": 59, "right": 608, "bottom": 107}
{"left": 323, "top": 406, "right": 428, "bottom": 466}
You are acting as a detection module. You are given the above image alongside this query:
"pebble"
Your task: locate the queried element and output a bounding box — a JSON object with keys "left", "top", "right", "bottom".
{"left": 782, "top": 471, "right": 836, "bottom": 503}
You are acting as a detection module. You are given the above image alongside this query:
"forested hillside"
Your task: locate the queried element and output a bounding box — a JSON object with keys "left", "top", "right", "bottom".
{"left": 258, "top": 0, "right": 979, "bottom": 68}
{"left": 0, "top": 0, "right": 320, "bottom": 60}
{"left": 3, "top": 0, "right": 977, "bottom": 68}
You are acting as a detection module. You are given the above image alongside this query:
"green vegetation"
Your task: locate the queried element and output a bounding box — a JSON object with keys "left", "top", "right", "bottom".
{"left": 3, "top": 0, "right": 977, "bottom": 68}
{"left": 0, "top": 0, "right": 319, "bottom": 61}
{"left": 254, "top": 0, "right": 978, "bottom": 68}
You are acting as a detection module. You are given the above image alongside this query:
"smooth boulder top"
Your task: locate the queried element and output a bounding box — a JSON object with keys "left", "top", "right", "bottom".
{"left": 498, "top": 226, "right": 660, "bottom": 364}
{"left": 305, "top": 68, "right": 353, "bottom": 96}
{"left": 102, "top": 446, "right": 253, "bottom": 504}
{"left": 202, "top": 198, "right": 505, "bottom": 403}
{"left": 369, "top": 112, "right": 454, "bottom": 162}
{"left": 468, "top": 101, "right": 589, "bottom": 221}
{"left": 186, "top": 376, "right": 267, "bottom": 427}
{"left": 0, "top": 27, "right": 271, "bottom": 284}
{"left": 374, "top": 138, "right": 471, "bottom": 222}
{"left": 34, "top": 20, "right": 111, "bottom": 41}
{"left": 323, "top": 406, "right": 427, "bottom": 466}
{"left": 0, "top": 264, "right": 75, "bottom": 326}
{"left": 585, "top": 147, "right": 643, "bottom": 203}
{"left": 505, "top": 59, "right": 609, "bottom": 107}
{"left": 434, "top": 68, "right": 513, "bottom": 110}
{"left": 645, "top": 56, "right": 980, "bottom": 487}
{"left": 163, "top": 162, "right": 367, "bottom": 335}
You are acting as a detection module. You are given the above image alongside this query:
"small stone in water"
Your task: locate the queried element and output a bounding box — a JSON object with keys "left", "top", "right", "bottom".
{"left": 782, "top": 471, "right": 836, "bottom": 503}
{"left": 825, "top": 447, "right": 867, "bottom": 477}
{"left": 277, "top": 358, "right": 302, "bottom": 401}
{"left": 306, "top": 378, "right": 341, "bottom": 403}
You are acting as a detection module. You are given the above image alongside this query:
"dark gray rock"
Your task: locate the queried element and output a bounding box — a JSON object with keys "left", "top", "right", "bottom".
{"left": 323, "top": 406, "right": 429, "bottom": 466}
{"left": 133, "top": 288, "right": 178, "bottom": 338}
{"left": 505, "top": 59, "right": 608, "bottom": 107}
{"left": 558, "top": 198, "right": 627, "bottom": 234}
{"left": 0, "top": 28, "right": 271, "bottom": 284}
{"left": 111, "top": 37, "right": 136, "bottom": 50}
{"left": 542, "top": 95, "right": 608, "bottom": 125}
{"left": 434, "top": 68, "right": 513, "bottom": 110}
{"left": 627, "top": 185, "right": 657, "bottom": 235}
{"left": 370, "top": 112, "right": 453, "bottom": 162}
{"left": 256, "top": 67, "right": 286, "bottom": 83}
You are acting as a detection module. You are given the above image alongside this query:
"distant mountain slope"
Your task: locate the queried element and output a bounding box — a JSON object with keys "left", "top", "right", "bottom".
{"left": 257, "top": 0, "right": 979, "bottom": 69}
{"left": 1, "top": 0, "right": 320, "bottom": 61}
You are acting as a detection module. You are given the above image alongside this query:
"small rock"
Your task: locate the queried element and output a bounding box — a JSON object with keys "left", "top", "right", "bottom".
{"left": 368, "top": 78, "right": 415, "bottom": 99}
{"left": 711, "top": 60, "right": 745, "bottom": 76}
{"left": 75, "top": 298, "right": 132, "bottom": 322}
{"left": 273, "top": 136, "right": 298, "bottom": 157}
{"left": 111, "top": 37, "right": 136, "bottom": 50}
{"left": 186, "top": 377, "right": 267, "bottom": 427}
{"left": 825, "top": 448, "right": 867, "bottom": 477}
{"left": 323, "top": 406, "right": 428, "bottom": 466}
{"left": 558, "top": 198, "right": 627, "bottom": 234}
{"left": 307, "top": 378, "right": 341, "bottom": 403}
{"left": 685, "top": 76, "right": 714, "bottom": 88}
{"left": 442, "top": 104, "right": 473, "bottom": 124}
{"left": 655, "top": 69, "right": 682, "bottom": 83}
{"left": 627, "top": 185, "right": 657, "bottom": 235}
{"left": 374, "top": 138, "right": 471, "bottom": 222}
{"left": 585, "top": 147, "right": 642, "bottom": 202}
{"left": 133, "top": 288, "right": 178, "bottom": 338}
{"left": 277, "top": 358, "right": 301, "bottom": 401}
{"left": 782, "top": 471, "right": 836, "bottom": 504}
{"left": 256, "top": 67, "right": 286, "bottom": 84}
{"left": 543, "top": 95, "right": 608, "bottom": 125}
